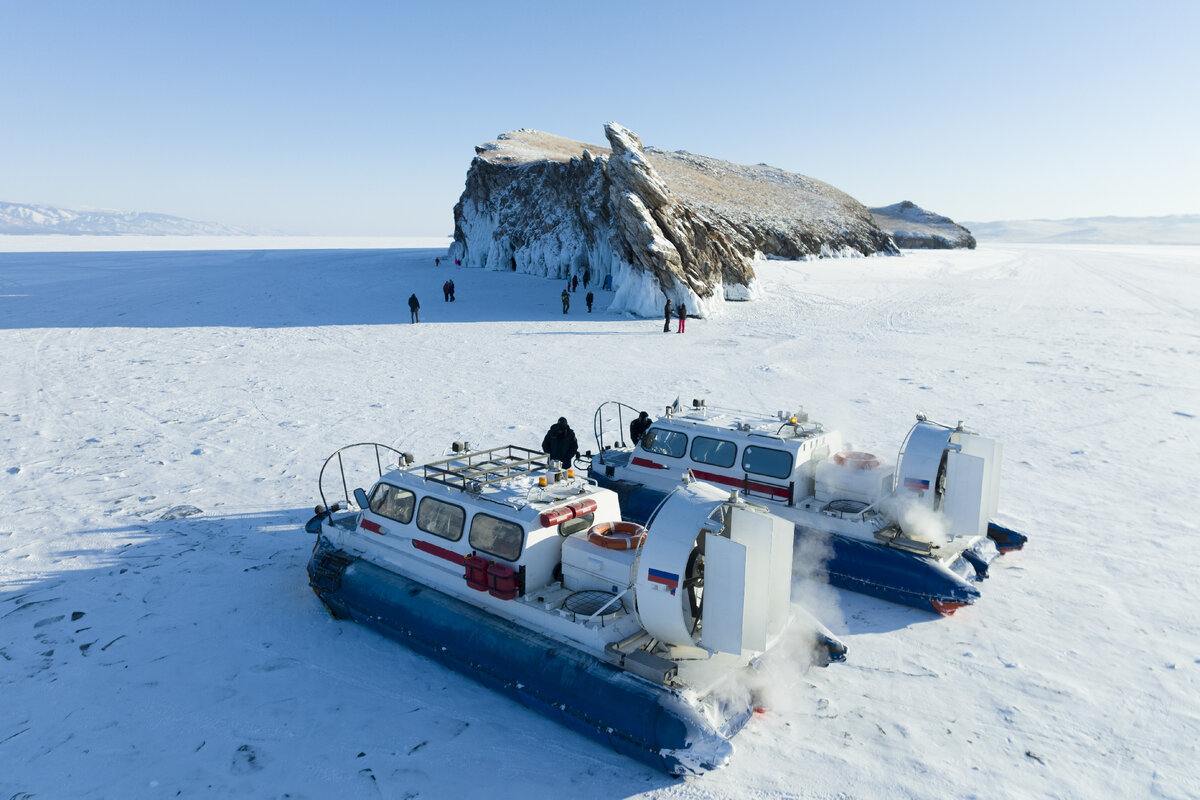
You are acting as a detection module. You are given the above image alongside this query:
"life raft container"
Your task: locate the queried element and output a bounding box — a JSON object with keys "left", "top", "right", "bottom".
{"left": 539, "top": 498, "right": 598, "bottom": 529}
{"left": 832, "top": 451, "right": 882, "bottom": 470}
{"left": 586, "top": 521, "right": 646, "bottom": 550}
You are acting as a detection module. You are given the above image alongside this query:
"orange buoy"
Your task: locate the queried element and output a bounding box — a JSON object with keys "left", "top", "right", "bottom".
{"left": 832, "top": 451, "right": 882, "bottom": 470}
{"left": 586, "top": 521, "right": 646, "bottom": 550}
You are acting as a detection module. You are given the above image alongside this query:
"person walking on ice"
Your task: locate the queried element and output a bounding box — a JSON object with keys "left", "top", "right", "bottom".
{"left": 408, "top": 293, "right": 420, "bottom": 323}
{"left": 663, "top": 298, "right": 672, "bottom": 332}
{"left": 586, "top": 290, "right": 594, "bottom": 312}
{"left": 677, "top": 301, "right": 687, "bottom": 333}
{"left": 561, "top": 289, "right": 570, "bottom": 314}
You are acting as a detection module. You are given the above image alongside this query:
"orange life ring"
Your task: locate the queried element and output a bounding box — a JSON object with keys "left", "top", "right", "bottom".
{"left": 586, "top": 521, "right": 646, "bottom": 550}
{"left": 832, "top": 451, "right": 882, "bottom": 470}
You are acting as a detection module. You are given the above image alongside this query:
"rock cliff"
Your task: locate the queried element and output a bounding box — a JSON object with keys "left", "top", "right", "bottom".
{"left": 449, "top": 123, "right": 898, "bottom": 317}
{"left": 869, "top": 201, "right": 976, "bottom": 249}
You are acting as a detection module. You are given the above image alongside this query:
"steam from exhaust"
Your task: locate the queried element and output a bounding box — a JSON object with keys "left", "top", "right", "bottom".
{"left": 880, "top": 494, "right": 951, "bottom": 545}
{"left": 737, "top": 609, "right": 844, "bottom": 718}
{"left": 790, "top": 525, "right": 844, "bottom": 644}
{"left": 733, "top": 526, "right": 846, "bottom": 715}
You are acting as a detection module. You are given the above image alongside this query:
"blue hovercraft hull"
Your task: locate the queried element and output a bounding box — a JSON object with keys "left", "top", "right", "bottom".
{"left": 589, "top": 470, "right": 980, "bottom": 615}
{"left": 796, "top": 527, "right": 980, "bottom": 614}
{"left": 307, "top": 537, "right": 749, "bottom": 776}
{"left": 986, "top": 521, "right": 1028, "bottom": 552}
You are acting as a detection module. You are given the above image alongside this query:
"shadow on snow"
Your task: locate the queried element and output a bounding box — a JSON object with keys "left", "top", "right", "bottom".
{"left": 0, "top": 506, "right": 675, "bottom": 795}
{"left": 0, "top": 248, "right": 634, "bottom": 329}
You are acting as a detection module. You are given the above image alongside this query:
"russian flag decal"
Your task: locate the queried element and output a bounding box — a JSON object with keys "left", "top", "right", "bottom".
{"left": 647, "top": 568, "right": 680, "bottom": 595}
{"left": 904, "top": 477, "right": 930, "bottom": 492}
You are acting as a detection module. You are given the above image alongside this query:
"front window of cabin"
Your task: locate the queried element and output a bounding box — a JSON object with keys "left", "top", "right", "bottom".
{"left": 641, "top": 428, "right": 688, "bottom": 459}
{"left": 469, "top": 513, "right": 525, "bottom": 562}
{"left": 690, "top": 436, "right": 737, "bottom": 468}
{"left": 742, "top": 445, "right": 794, "bottom": 480}
{"left": 416, "top": 497, "right": 466, "bottom": 541}
{"left": 369, "top": 483, "right": 415, "bottom": 523}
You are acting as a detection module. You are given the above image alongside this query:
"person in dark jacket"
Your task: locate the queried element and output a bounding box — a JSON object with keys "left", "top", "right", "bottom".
{"left": 408, "top": 293, "right": 420, "bottom": 323}
{"left": 561, "top": 289, "right": 570, "bottom": 314}
{"left": 541, "top": 417, "right": 578, "bottom": 465}
{"left": 677, "top": 301, "right": 687, "bottom": 333}
{"left": 663, "top": 299, "right": 672, "bottom": 332}
{"left": 629, "top": 411, "right": 652, "bottom": 446}
{"left": 585, "top": 290, "right": 594, "bottom": 312}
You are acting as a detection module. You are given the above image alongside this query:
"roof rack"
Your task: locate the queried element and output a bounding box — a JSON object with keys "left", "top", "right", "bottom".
{"left": 422, "top": 444, "right": 551, "bottom": 494}
{"left": 675, "top": 400, "right": 809, "bottom": 424}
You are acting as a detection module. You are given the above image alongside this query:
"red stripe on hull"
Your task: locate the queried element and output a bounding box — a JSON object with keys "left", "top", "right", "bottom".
{"left": 413, "top": 539, "right": 466, "bottom": 565}
{"left": 631, "top": 456, "right": 667, "bottom": 470}
{"left": 689, "top": 468, "right": 790, "bottom": 500}
{"left": 627, "top": 457, "right": 790, "bottom": 499}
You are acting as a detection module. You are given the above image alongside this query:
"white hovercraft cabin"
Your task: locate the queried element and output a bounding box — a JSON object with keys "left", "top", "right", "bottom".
{"left": 306, "top": 443, "right": 835, "bottom": 775}
{"left": 589, "top": 400, "right": 1027, "bottom": 614}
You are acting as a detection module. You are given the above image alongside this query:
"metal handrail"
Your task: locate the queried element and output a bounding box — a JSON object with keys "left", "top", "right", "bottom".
{"left": 317, "top": 442, "right": 403, "bottom": 510}
{"left": 592, "top": 400, "right": 642, "bottom": 461}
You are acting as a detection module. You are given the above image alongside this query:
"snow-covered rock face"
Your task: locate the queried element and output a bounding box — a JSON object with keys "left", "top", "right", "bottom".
{"left": 869, "top": 201, "right": 976, "bottom": 250}
{"left": 449, "top": 123, "right": 898, "bottom": 317}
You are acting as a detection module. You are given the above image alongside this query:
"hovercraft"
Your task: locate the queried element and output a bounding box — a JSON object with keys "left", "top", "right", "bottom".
{"left": 587, "top": 401, "right": 1028, "bottom": 615}
{"left": 305, "top": 442, "right": 844, "bottom": 776}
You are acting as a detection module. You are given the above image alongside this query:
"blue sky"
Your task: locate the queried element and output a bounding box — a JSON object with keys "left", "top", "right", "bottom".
{"left": 2, "top": 1, "right": 1196, "bottom": 235}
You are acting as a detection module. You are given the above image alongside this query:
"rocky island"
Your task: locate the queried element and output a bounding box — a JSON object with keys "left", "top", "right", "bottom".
{"left": 448, "top": 123, "right": 900, "bottom": 317}
{"left": 869, "top": 201, "right": 977, "bottom": 249}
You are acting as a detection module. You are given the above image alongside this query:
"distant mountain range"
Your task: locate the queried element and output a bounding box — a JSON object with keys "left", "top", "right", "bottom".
{"left": 0, "top": 201, "right": 249, "bottom": 236}
{"left": 962, "top": 214, "right": 1200, "bottom": 245}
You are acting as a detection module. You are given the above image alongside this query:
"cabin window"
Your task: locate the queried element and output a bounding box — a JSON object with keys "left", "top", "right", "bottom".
{"left": 416, "top": 497, "right": 465, "bottom": 542}
{"left": 469, "top": 513, "right": 525, "bottom": 562}
{"left": 560, "top": 512, "right": 595, "bottom": 537}
{"left": 742, "top": 445, "right": 794, "bottom": 480}
{"left": 690, "top": 436, "right": 737, "bottom": 468}
{"left": 368, "top": 483, "right": 415, "bottom": 524}
{"left": 641, "top": 428, "right": 687, "bottom": 459}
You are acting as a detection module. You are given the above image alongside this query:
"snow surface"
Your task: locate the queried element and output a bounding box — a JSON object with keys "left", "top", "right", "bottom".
{"left": 2, "top": 240, "right": 1198, "bottom": 799}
